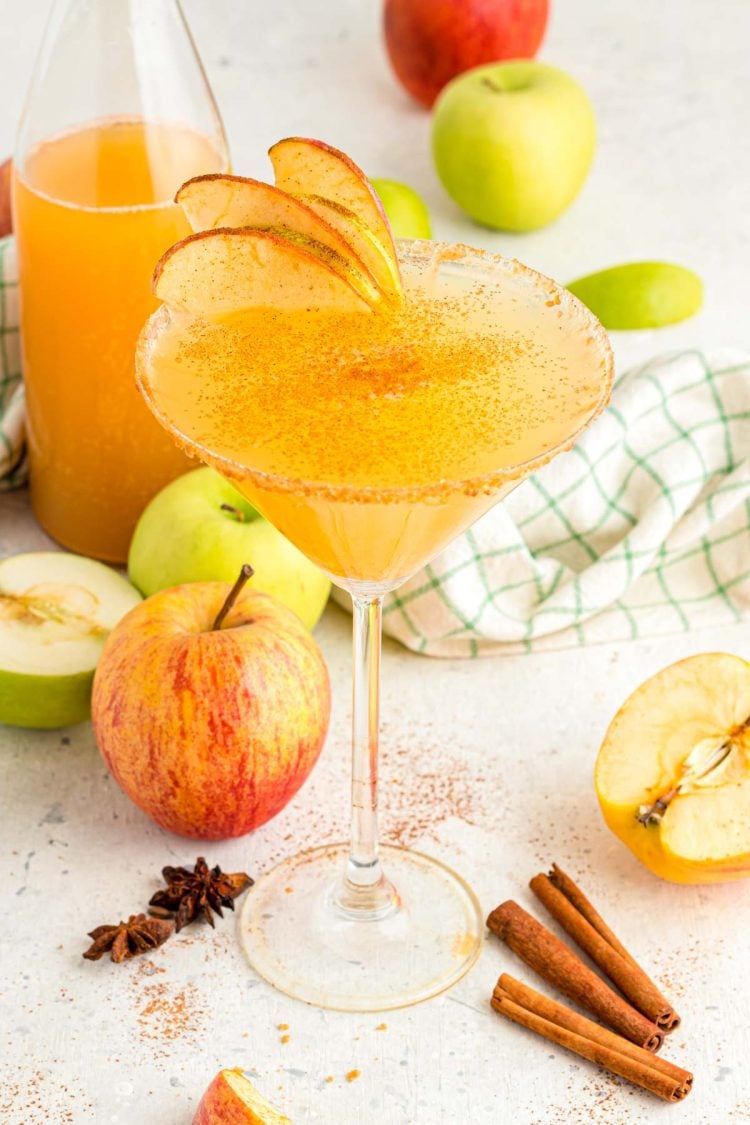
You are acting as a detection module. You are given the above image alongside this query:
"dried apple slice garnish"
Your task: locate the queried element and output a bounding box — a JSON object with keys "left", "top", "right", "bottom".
{"left": 153, "top": 228, "right": 374, "bottom": 318}
{"left": 176, "top": 174, "right": 378, "bottom": 287}
{"left": 261, "top": 224, "right": 383, "bottom": 307}
{"left": 301, "top": 193, "right": 402, "bottom": 303}
{"left": 269, "top": 137, "right": 402, "bottom": 299}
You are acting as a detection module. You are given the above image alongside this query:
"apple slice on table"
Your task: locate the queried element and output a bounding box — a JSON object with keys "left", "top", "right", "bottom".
{"left": 193, "top": 1068, "right": 291, "bottom": 1124}
{"left": 595, "top": 653, "right": 750, "bottom": 884}
{"left": 153, "top": 228, "right": 374, "bottom": 317}
{"left": 0, "top": 552, "right": 141, "bottom": 729}
{"left": 269, "top": 137, "right": 402, "bottom": 299}
{"left": 567, "top": 262, "right": 703, "bottom": 329}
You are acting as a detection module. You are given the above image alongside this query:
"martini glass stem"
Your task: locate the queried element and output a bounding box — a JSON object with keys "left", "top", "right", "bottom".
{"left": 335, "top": 593, "right": 397, "bottom": 918}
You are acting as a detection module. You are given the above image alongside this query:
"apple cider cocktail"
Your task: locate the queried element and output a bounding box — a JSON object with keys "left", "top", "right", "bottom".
{"left": 136, "top": 138, "right": 613, "bottom": 1011}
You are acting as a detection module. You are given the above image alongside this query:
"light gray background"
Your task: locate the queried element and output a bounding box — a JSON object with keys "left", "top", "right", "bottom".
{"left": 1, "top": 2, "right": 748, "bottom": 1123}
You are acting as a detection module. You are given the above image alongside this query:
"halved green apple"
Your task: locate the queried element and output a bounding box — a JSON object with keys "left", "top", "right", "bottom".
{"left": 595, "top": 653, "right": 750, "bottom": 883}
{"left": 0, "top": 552, "right": 141, "bottom": 729}
{"left": 268, "top": 137, "right": 402, "bottom": 299}
{"left": 153, "top": 227, "right": 375, "bottom": 317}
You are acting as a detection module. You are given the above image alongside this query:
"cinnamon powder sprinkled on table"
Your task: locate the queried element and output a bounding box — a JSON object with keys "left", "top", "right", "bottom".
{"left": 0, "top": 1070, "right": 92, "bottom": 1123}
{"left": 381, "top": 743, "right": 486, "bottom": 847}
{"left": 345, "top": 1069, "right": 360, "bottom": 1083}
{"left": 269, "top": 723, "right": 489, "bottom": 858}
{"left": 530, "top": 1074, "right": 661, "bottom": 1124}
{"left": 136, "top": 980, "right": 207, "bottom": 1043}
{"left": 137, "top": 959, "right": 166, "bottom": 978}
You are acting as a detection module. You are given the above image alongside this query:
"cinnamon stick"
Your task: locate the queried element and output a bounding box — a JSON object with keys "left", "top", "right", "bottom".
{"left": 491, "top": 974, "right": 692, "bottom": 1103}
{"left": 487, "top": 900, "right": 664, "bottom": 1052}
{"left": 531, "top": 865, "right": 680, "bottom": 1032}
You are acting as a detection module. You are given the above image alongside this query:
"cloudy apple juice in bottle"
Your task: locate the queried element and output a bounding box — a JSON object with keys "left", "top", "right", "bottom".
{"left": 13, "top": 0, "right": 228, "bottom": 561}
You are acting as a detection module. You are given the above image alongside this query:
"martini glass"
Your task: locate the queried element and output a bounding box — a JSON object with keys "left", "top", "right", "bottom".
{"left": 137, "top": 240, "right": 614, "bottom": 1011}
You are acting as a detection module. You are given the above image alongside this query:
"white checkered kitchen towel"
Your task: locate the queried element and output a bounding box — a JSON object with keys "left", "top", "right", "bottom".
{"left": 383, "top": 347, "right": 750, "bottom": 654}
{"left": 1, "top": 234, "right": 748, "bottom": 654}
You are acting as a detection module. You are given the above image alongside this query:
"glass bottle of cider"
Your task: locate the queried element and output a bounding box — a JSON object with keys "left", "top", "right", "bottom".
{"left": 13, "top": 0, "right": 229, "bottom": 561}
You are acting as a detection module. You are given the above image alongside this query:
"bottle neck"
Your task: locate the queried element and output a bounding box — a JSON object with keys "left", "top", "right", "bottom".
{"left": 17, "top": 0, "right": 226, "bottom": 174}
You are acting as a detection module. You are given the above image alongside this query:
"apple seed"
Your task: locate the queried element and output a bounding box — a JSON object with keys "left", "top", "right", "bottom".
{"left": 636, "top": 717, "right": 749, "bottom": 827}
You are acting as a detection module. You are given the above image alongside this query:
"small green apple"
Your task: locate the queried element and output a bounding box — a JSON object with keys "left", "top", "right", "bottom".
{"left": 432, "top": 60, "right": 596, "bottom": 231}
{"left": 128, "top": 467, "right": 331, "bottom": 629}
{"left": 371, "top": 178, "right": 432, "bottom": 239}
{"left": 567, "top": 262, "right": 703, "bottom": 329}
{"left": 0, "top": 552, "right": 142, "bottom": 729}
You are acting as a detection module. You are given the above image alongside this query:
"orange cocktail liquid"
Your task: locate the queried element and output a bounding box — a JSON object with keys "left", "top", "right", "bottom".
{"left": 138, "top": 247, "right": 612, "bottom": 587}
{"left": 13, "top": 117, "right": 226, "bottom": 562}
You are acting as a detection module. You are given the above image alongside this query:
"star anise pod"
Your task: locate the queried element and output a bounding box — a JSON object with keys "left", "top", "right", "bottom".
{"left": 82, "top": 913, "right": 173, "bottom": 963}
{"left": 149, "top": 856, "right": 253, "bottom": 932}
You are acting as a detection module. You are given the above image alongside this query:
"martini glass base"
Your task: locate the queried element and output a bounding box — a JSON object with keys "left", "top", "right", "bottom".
{"left": 238, "top": 843, "right": 484, "bottom": 1012}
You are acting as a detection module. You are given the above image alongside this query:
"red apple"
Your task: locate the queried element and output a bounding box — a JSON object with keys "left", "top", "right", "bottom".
{"left": 0, "top": 159, "right": 12, "bottom": 237}
{"left": 193, "top": 1069, "right": 291, "bottom": 1124}
{"left": 91, "top": 573, "right": 331, "bottom": 839}
{"left": 383, "top": 0, "right": 549, "bottom": 108}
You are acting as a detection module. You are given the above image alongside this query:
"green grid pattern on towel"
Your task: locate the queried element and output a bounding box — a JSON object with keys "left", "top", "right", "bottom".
{"left": 384, "top": 349, "right": 750, "bottom": 655}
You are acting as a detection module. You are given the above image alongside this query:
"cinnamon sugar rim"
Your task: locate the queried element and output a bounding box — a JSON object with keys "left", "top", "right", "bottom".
{"left": 136, "top": 239, "right": 615, "bottom": 504}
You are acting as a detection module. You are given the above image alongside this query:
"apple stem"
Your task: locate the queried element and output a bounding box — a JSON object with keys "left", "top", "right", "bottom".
{"left": 481, "top": 77, "right": 505, "bottom": 94}
{"left": 212, "top": 564, "right": 254, "bottom": 631}
{"left": 220, "top": 503, "right": 246, "bottom": 522}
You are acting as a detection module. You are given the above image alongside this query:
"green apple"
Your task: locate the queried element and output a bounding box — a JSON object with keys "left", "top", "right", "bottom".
{"left": 128, "top": 467, "right": 331, "bottom": 629}
{"left": 0, "top": 552, "right": 142, "bottom": 729}
{"left": 371, "top": 178, "right": 432, "bottom": 239}
{"left": 432, "top": 60, "right": 596, "bottom": 231}
{"left": 567, "top": 262, "right": 703, "bottom": 329}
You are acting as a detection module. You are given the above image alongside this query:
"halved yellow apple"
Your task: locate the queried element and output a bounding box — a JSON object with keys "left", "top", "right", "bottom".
{"left": 268, "top": 137, "right": 402, "bottom": 298}
{"left": 595, "top": 653, "right": 750, "bottom": 884}
{"left": 193, "top": 1068, "right": 291, "bottom": 1124}
{"left": 176, "top": 174, "right": 379, "bottom": 295}
{"left": 153, "top": 227, "right": 374, "bottom": 317}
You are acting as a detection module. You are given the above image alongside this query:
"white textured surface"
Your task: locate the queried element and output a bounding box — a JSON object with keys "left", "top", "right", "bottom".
{"left": 1, "top": 1, "right": 749, "bottom": 1123}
